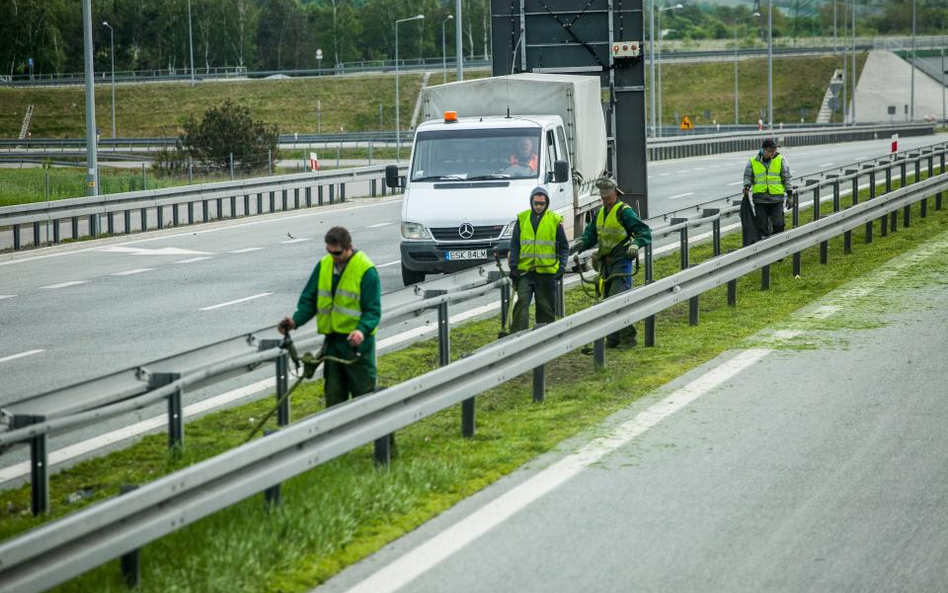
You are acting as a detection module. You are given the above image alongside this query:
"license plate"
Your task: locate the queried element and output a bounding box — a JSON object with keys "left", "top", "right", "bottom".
{"left": 445, "top": 249, "right": 487, "bottom": 261}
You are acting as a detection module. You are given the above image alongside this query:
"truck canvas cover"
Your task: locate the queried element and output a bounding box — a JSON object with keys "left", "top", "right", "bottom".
{"left": 421, "top": 73, "right": 607, "bottom": 184}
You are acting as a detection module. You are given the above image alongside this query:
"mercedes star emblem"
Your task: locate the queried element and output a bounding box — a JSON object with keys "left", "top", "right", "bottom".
{"left": 458, "top": 223, "right": 475, "bottom": 239}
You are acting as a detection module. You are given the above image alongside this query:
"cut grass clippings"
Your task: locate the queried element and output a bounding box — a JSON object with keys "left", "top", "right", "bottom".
{"left": 1, "top": 167, "right": 946, "bottom": 592}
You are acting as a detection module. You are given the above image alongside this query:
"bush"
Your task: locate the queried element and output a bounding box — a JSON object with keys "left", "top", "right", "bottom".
{"left": 179, "top": 100, "right": 280, "bottom": 173}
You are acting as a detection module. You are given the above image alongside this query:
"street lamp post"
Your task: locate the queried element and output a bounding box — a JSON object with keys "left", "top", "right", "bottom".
{"left": 396, "top": 14, "right": 425, "bottom": 162}
{"left": 911, "top": 0, "right": 916, "bottom": 121}
{"left": 187, "top": 0, "right": 195, "bottom": 86}
{"left": 657, "top": 3, "right": 683, "bottom": 137}
{"left": 734, "top": 12, "right": 761, "bottom": 126}
{"left": 103, "top": 21, "right": 116, "bottom": 138}
{"left": 850, "top": 0, "right": 856, "bottom": 123}
{"left": 442, "top": 14, "right": 454, "bottom": 84}
{"left": 649, "top": 0, "right": 656, "bottom": 136}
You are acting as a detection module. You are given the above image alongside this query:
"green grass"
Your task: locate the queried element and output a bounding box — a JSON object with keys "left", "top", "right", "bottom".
{"left": 0, "top": 163, "right": 944, "bottom": 591}
{"left": 657, "top": 53, "right": 868, "bottom": 127}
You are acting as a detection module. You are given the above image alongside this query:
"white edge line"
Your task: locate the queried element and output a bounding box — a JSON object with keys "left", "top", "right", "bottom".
{"left": 376, "top": 260, "right": 401, "bottom": 268}
{"left": 229, "top": 247, "right": 265, "bottom": 254}
{"left": 0, "top": 378, "right": 275, "bottom": 484}
{"left": 340, "top": 348, "right": 773, "bottom": 593}
{"left": 281, "top": 238, "right": 312, "bottom": 244}
{"left": 199, "top": 292, "right": 273, "bottom": 311}
{"left": 367, "top": 222, "right": 395, "bottom": 228}
{"left": 666, "top": 192, "right": 696, "bottom": 200}
{"left": 175, "top": 257, "right": 212, "bottom": 264}
{"left": 0, "top": 295, "right": 15, "bottom": 300}
{"left": 0, "top": 349, "right": 45, "bottom": 364}
{"left": 110, "top": 268, "right": 155, "bottom": 276}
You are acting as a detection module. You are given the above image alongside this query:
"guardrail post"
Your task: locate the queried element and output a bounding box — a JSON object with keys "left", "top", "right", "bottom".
{"left": 761, "top": 264, "right": 770, "bottom": 291}
{"left": 149, "top": 373, "right": 184, "bottom": 451}
{"left": 172, "top": 204, "right": 179, "bottom": 227}
{"left": 32, "top": 222, "right": 40, "bottom": 247}
{"left": 593, "top": 338, "right": 605, "bottom": 368}
{"left": 554, "top": 277, "right": 565, "bottom": 318}
{"left": 269, "top": 191, "right": 275, "bottom": 213}
{"left": 426, "top": 290, "right": 450, "bottom": 366}
{"left": 119, "top": 485, "right": 141, "bottom": 587}
{"left": 670, "top": 219, "right": 697, "bottom": 326}
{"left": 13, "top": 224, "right": 20, "bottom": 250}
{"left": 157, "top": 205, "right": 164, "bottom": 229}
{"left": 791, "top": 192, "right": 801, "bottom": 277}
{"left": 533, "top": 365, "right": 545, "bottom": 403}
{"left": 832, "top": 180, "right": 841, "bottom": 212}
{"left": 215, "top": 198, "right": 222, "bottom": 220}
{"left": 71, "top": 216, "right": 79, "bottom": 239}
{"left": 381, "top": 177, "right": 387, "bottom": 197}
{"left": 644, "top": 244, "right": 656, "bottom": 346}
{"left": 318, "top": 186, "right": 324, "bottom": 206}
{"left": 53, "top": 219, "right": 60, "bottom": 243}
{"left": 140, "top": 208, "right": 148, "bottom": 232}
{"left": 230, "top": 196, "right": 237, "bottom": 218}
{"left": 340, "top": 183, "right": 346, "bottom": 203}
{"left": 461, "top": 397, "right": 476, "bottom": 438}
{"left": 727, "top": 279, "right": 736, "bottom": 307}
{"left": 371, "top": 179, "right": 377, "bottom": 197}
{"left": 499, "top": 281, "right": 510, "bottom": 332}
{"left": 293, "top": 188, "right": 300, "bottom": 209}
{"left": 29, "top": 429, "right": 49, "bottom": 516}
{"left": 202, "top": 199, "right": 210, "bottom": 223}
{"left": 262, "top": 431, "right": 283, "bottom": 507}
{"left": 281, "top": 189, "right": 287, "bottom": 211}
{"left": 276, "top": 352, "right": 290, "bottom": 426}
{"left": 813, "top": 185, "right": 828, "bottom": 265}
{"left": 329, "top": 185, "right": 336, "bottom": 204}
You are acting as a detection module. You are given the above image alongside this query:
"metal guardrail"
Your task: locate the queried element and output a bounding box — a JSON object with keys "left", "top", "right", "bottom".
{"left": 0, "top": 146, "right": 945, "bottom": 593}
{"left": 647, "top": 122, "right": 935, "bottom": 160}
{"left": 0, "top": 164, "right": 407, "bottom": 250}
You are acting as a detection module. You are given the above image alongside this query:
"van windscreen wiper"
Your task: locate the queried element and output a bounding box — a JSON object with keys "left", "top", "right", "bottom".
{"left": 466, "top": 174, "right": 512, "bottom": 180}
{"left": 413, "top": 174, "right": 467, "bottom": 182}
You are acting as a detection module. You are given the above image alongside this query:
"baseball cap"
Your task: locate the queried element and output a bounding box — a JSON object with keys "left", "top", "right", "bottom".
{"left": 762, "top": 138, "right": 778, "bottom": 149}
{"left": 596, "top": 176, "right": 624, "bottom": 196}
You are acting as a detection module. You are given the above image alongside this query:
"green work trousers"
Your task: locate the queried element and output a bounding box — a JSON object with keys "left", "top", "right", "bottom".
{"left": 323, "top": 333, "right": 377, "bottom": 408}
{"left": 510, "top": 272, "right": 558, "bottom": 333}
{"left": 602, "top": 257, "right": 637, "bottom": 347}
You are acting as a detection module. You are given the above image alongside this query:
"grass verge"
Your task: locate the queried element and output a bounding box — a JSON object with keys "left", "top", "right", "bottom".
{"left": 1, "top": 168, "right": 945, "bottom": 592}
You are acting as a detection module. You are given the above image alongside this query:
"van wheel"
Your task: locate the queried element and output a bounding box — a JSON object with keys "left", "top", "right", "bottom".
{"left": 401, "top": 263, "right": 426, "bottom": 286}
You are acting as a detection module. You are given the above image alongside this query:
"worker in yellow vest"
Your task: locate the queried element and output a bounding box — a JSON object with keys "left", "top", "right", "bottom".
{"left": 508, "top": 186, "right": 570, "bottom": 332}
{"left": 742, "top": 138, "right": 793, "bottom": 239}
{"left": 279, "top": 226, "right": 382, "bottom": 407}
{"left": 570, "top": 177, "right": 652, "bottom": 350}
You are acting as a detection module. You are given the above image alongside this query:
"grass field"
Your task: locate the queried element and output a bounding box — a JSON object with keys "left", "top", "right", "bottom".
{"left": 0, "top": 162, "right": 943, "bottom": 592}
{"left": 0, "top": 55, "right": 864, "bottom": 139}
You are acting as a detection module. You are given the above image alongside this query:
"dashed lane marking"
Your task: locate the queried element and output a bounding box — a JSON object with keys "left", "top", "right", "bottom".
{"left": 199, "top": 293, "right": 273, "bottom": 311}
{"left": 110, "top": 268, "right": 155, "bottom": 276}
{"left": 175, "top": 257, "right": 213, "bottom": 264}
{"left": 229, "top": 247, "right": 265, "bottom": 254}
{"left": 40, "top": 280, "right": 88, "bottom": 289}
{"left": 0, "top": 349, "right": 45, "bottom": 364}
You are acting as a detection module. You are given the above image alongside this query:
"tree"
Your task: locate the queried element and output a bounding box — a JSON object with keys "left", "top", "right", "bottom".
{"left": 179, "top": 99, "right": 280, "bottom": 172}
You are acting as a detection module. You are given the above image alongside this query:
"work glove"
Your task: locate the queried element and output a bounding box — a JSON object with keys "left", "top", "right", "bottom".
{"left": 509, "top": 268, "right": 521, "bottom": 281}
{"left": 742, "top": 186, "right": 750, "bottom": 197}
{"left": 626, "top": 244, "right": 639, "bottom": 260}
{"left": 554, "top": 268, "right": 565, "bottom": 280}
{"left": 278, "top": 317, "right": 296, "bottom": 335}
{"left": 785, "top": 190, "right": 795, "bottom": 211}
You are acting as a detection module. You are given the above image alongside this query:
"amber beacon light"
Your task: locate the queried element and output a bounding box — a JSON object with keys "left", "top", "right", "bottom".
{"left": 444, "top": 110, "right": 458, "bottom": 123}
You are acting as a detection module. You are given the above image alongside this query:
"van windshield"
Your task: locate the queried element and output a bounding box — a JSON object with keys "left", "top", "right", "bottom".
{"left": 410, "top": 128, "right": 541, "bottom": 181}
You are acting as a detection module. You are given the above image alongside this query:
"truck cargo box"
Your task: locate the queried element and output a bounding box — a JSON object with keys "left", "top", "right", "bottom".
{"left": 421, "top": 73, "right": 607, "bottom": 185}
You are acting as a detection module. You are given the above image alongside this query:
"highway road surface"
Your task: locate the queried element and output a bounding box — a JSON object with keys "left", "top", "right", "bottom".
{"left": 0, "top": 133, "right": 942, "bottom": 484}
{"left": 316, "top": 236, "right": 948, "bottom": 593}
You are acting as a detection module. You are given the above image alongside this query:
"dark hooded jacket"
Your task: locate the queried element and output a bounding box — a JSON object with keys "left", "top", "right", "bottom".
{"left": 508, "top": 186, "right": 570, "bottom": 274}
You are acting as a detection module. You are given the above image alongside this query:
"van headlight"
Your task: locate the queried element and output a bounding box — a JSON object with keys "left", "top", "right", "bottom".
{"left": 401, "top": 221, "right": 430, "bottom": 240}
{"left": 501, "top": 221, "right": 516, "bottom": 238}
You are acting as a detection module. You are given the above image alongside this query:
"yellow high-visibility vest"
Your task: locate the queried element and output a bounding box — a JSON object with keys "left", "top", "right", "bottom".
{"left": 750, "top": 155, "right": 785, "bottom": 196}
{"left": 316, "top": 251, "right": 376, "bottom": 335}
{"left": 517, "top": 209, "right": 562, "bottom": 274}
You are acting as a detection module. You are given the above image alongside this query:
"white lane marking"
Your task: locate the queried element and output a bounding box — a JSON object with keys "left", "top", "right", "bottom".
{"left": 854, "top": 156, "right": 868, "bottom": 161}
{"left": 0, "top": 349, "right": 45, "bottom": 364}
{"left": 0, "top": 198, "right": 403, "bottom": 268}
{"left": 819, "top": 162, "right": 835, "bottom": 167}
{"left": 40, "top": 280, "right": 88, "bottom": 289}
{"left": 367, "top": 222, "right": 394, "bottom": 228}
{"left": 98, "top": 246, "right": 211, "bottom": 256}
{"left": 377, "top": 260, "right": 401, "bottom": 268}
{"left": 199, "top": 292, "right": 273, "bottom": 311}
{"left": 727, "top": 181, "right": 743, "bottom": 186}
{"left": 0, "top": 378, "right": 275, "bottom": 485}
{"left": 281, "top": 238, "right": 311, "bottom": 244}
{"left": 341, "top": 349, "right": 772, "bottom": 593}
{"left": 229, "top": 247, "right": 265, "bottom": 254}
{"left": 0, "top": 295, "right": 15, "bottom": 300}
{"left": 175, "top": 257, "right": 212, "bottom": 264}
{"left": 110, "top": 268, "right": 154, "bottom": 276}
{"left": 666, "top": 192, "right": 695, "bottom": 200}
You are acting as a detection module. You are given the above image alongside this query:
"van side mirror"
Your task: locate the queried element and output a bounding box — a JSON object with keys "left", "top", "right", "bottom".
{"left": 553, "top": 160, "right": 569, "bottom": 183}
{"left": 385, "top": 164, "right": 403, "bottom": 189}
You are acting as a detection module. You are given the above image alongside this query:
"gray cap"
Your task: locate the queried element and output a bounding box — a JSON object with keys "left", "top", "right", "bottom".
{"left": 596, "top": 176, "right": 624, "bottom": 197}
